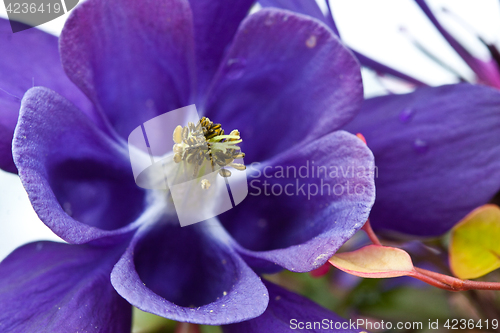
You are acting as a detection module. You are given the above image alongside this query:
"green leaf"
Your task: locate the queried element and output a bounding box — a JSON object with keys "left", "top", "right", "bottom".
{"left": 449, "top": 204, "right": 500, "bottom": 279}
{"left": 132, "top": 307, "right": 176, "bottom": 333}
{"left": 329, "top": 245, "right": 415, "bottom": 278}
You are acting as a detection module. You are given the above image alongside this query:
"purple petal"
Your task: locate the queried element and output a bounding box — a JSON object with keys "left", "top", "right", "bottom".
{"left": 257, "top": 2, "right": 426, "bottom": 86}
{"left": 205, "top": 9, "right": 363, "bottom": 163}
{"left": 219, "top": 131, "right": 375, "bottom": 273}
{"left": 0, "top": 241, "right": 131, "bottom": 333}
{"left": 111, "top": 220, "right": 269, "bottom": 325}
{"left": 59, "top": 0, "right": 196, "bottom": 140}
{"left": 0, "top": 18, "right": 93, "bottom": 173}
{"left": 188, "top": 0, "right": 255, "bottom": 98}
{"left": 13, "top": 87, "right": 146, "bottom": 244}
{"left": 344, "top": 83, "right": 500, "bottom": 236}
{"left": 223, "top": 280, "right": 359, "bottom": 333}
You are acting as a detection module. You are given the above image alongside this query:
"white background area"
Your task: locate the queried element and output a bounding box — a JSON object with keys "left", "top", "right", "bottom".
{"left": 1, "top": 0, "right": 500, "bottom": 260}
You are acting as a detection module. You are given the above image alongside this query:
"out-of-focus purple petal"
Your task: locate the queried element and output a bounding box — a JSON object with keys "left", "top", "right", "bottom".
{"left": 323, "top": 0, "right": 339, "bottom": 36}
{"left": 111, "top": 220, "right": 269, "bottom": 325}
{"left": 60, "top": 0, "right": 196, "bottom": 140}
{"left": 219, "top": 131, "right": 375, "bottom": 273}
{"left": 205, "top": 9, "right": 363, "bottom": 163}
{"left": 344, "top": 84, "right": 500, "bottom": 236}
{"left": 13, "top": 87, "right": 146, "bottom": 244}
{"left": 223, "top": 280, "right": 359, "bottom": 333}
{"left": 0, "top": 18, "right": 94, "bottom": 173}
{"left": 188, "top": 0, "right": 254, "bottom": 98}
{"left": 0, "top": 241, "right": 131, "bottom": 333}
{"left": 352, "top": 51, "right": 427, "bottom": 86}
{"left": 416, "top": 0, "right": 500, "bottom": 89}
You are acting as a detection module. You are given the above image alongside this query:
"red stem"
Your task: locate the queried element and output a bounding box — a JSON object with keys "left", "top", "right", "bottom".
{"left": 415, "top": 267, "right": 500, "bottom": 291}
{"left": 175, "top": 323, "right": 201, "bottom": 333}
{"left": 361, "top": 219, "right": 382, "bottom": 246}
{"left": 410, "top": 270, "right": 459, "bottom": 291}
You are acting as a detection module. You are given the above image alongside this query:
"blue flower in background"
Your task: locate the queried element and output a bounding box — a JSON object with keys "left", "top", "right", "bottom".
{"left": 0, "top": 0, "right": 375, "bottom": 331}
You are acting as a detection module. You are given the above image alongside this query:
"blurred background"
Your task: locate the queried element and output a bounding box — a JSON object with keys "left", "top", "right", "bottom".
{"left": 2, "top": 1, "right": 500, "bottom": 332}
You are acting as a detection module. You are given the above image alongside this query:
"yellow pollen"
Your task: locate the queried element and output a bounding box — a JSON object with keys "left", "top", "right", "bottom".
{"left": 172, "top": 117, "right": 246, "bottom": 179}
{"left": 201, "top": 179, "right": 211, "bottom": 190}
{"left": 173, "top": 125, "right": 183, "bottom": 144}
{"left": 229, "top": 163, "right": 246, "bottom": 171}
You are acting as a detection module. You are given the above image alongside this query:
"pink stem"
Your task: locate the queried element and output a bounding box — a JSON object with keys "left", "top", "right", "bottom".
{"left": 414, "top": 267, "right": 500, "bottom": 291}
{"left": 361, "top": 219, "right": 382, "bottom": 246}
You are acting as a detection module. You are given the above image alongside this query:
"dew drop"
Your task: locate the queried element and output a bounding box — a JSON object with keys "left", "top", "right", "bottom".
{"left": 399, "top": 107, "right": 414, "bottom": 123}
{"left": 413, "top": 139, "right": 429, "bottom": 154}
{"left": 226, "top": 58, "right": 247, "bottom": 80}
{"left": 306, "top": 35, "right": 317, "bottom": 48}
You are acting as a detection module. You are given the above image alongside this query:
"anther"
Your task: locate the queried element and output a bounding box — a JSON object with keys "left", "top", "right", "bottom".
{"left": 173, "top": 125, "right": 183, "bottom": 144}
{"left": 201, "top": 179, "right": 211, "bottom": 190}
{"left": 233, "top": 153, "right": 245, "bottom": 159}
{"left": 219, "top": 169, "right": 232, "bottom": 177}
{"left": 181, "top": 126, "right": 189, "bottom": 140}
{"left": 173, "top": 144, "right": 183, "bottom": 153}
{"left": 171, "top": 117, "right": 246, "bottom": 179}
{"left": 229, "top": 163, "right": 246, "bottom": 171}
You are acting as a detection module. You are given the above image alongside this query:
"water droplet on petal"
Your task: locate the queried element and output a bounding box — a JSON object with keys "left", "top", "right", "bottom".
{"left": 399, "top": 107, "right": 415, "bottom": 123}
{"left": 413, "top": 139, "right": 429, "bottom": 154}
{"left": 306, "top": 35, "right": 317, "bottom": 48}
{"left": 226, "top": 58, "right": 247, "bottom": 80}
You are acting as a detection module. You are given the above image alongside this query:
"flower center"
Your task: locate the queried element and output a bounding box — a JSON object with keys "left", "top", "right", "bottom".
{"left": 172, "top": 117, "right": 246, "bottom": 181}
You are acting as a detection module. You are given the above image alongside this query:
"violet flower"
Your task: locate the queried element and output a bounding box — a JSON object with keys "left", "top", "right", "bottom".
{"left": 261, "top": 0, "right": 500, "bottom": 237}
{"left": 0, "top": 0, "right": 375, "bottom": 331}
